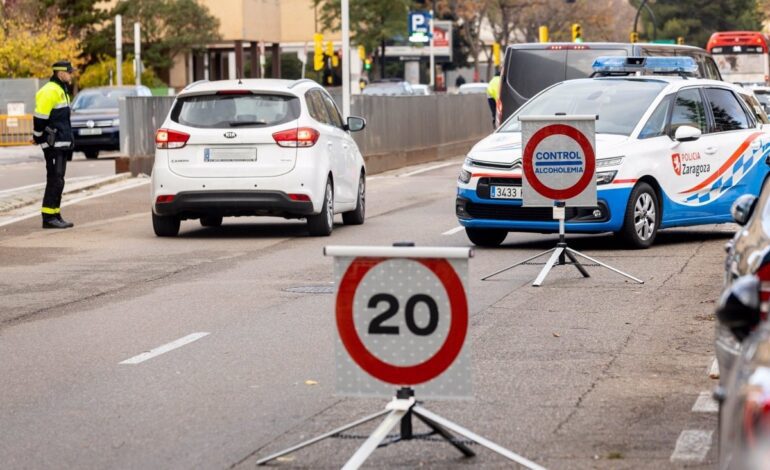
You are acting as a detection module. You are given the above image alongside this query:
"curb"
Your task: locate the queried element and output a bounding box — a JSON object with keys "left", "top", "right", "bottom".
{"left": 0, "top": 173, "right": 132, "bottom": 214}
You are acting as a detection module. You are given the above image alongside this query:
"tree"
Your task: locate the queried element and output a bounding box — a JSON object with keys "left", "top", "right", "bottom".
{"left": 0, "top": 9, "right": 83, "bottom": 78}
{"left": 642, "top": 0, "right": 761, "bottom": 48}
{"left": 38, "top": 0, "right": 109, "bottom": 60}
{"left": 437, "top": 0, "right": 488, "bottom": 78}
{"left": 314, "top": 0, "right": 411, "bottom": 79}
{"left": 78, "top": 56, "right": 165, "bottom": 89}
{"left": 91, "top": 0, "right": 221, "bottom": 82}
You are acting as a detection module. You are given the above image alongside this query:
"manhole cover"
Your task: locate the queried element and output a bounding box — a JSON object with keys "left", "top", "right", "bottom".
{"left": 283, "top": 285, "right": 335, "bottom": 294}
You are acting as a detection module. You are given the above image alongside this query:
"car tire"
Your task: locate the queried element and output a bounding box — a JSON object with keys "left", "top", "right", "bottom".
{"left": 465, "top": 227, "right": 507, "bottom": 247}
{"left": 617, "top": 182, "right": 659, "bottom": 249}
{"left": 307, "top": 178, "right": 334, "bottom": 236}
{"left": 342, "top": 173, "right": 365, "bottom": 225}
{"left": 152, "top": 212, "right": 180, "bottom": 237}
{"left": 84, "top": 150, "right": 99, "bottom": 159}
{"left": 200, "top": 215, "right": 223, "bottom": 227}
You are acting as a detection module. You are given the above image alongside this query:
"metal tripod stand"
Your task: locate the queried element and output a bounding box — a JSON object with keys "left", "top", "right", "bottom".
{"left": 482, "top": 204, "right": 643, "bottom": 287}
{"left": 256, "top": 387, "right": 545, "bottom": 470}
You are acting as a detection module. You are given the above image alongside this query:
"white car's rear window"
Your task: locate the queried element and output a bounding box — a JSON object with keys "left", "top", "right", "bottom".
{"left": 171, "top": 93, "right": 300, "bottom": 128}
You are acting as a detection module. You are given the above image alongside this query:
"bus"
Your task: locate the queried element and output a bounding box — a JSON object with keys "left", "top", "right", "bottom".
{"left": 707, "top": 31, "right": 770, "bottom": 85}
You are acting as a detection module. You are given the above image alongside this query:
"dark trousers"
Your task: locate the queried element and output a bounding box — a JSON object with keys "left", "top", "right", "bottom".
{"left": 487, "top": 97, "right": 496, "bottom": 129}
{"left": 42, "top": 147, "right": 69, "bottom": 219}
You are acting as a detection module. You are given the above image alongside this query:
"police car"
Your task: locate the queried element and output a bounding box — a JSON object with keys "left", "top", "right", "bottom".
{"left": 456, "top": 57, "right": 770, "bottom": 248}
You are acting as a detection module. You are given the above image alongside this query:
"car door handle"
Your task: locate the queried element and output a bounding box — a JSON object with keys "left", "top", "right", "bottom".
{"left": 704, "top": 146, "right": 718, "bottom": 155}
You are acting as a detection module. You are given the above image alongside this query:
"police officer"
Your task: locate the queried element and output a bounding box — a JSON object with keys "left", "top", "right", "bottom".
{"left": 486, "top": 70, "right": 501, "bottom": 129}
{"left": 33, "top": 60, "right": 75, "bottom": 229}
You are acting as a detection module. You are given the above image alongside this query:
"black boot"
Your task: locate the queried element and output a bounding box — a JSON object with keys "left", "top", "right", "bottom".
{"left": 56, "top": 214, "right": 74, "bottom": 228}
{"left": 42, "top": 217, "right": 72, "bottom": 229}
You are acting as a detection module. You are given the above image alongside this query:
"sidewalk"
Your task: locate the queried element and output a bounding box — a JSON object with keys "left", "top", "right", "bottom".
{"left": 0, "top": 145, "right": 43, "bottom": 165}
{"left": 0, "top": 173, "right": 132, "bottom": 214}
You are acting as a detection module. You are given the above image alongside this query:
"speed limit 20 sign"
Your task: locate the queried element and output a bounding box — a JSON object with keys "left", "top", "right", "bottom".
{"left": 325, "top": 246, "right": 473, "bottom": 399}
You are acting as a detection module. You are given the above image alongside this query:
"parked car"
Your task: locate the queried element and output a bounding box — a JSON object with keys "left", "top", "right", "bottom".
{"left": 411, "top": 84, "right": 431, "bottom": 95}
{"left": 150, "top": 78, "right": 367, "bottom": 237}
{"left": 457, "top": 82, "right": 488, "bottom": 95}
{"left": 498, "top": 42, "right": 723, "bottom": 123}
{"left": 71, "top": 85, "right": 152, "bottom": 159}
{"left": 362, "top": 79, "right": 415, "bottom": 96}
{"left": 456, "top": 56, "right": 770, "bottom": 248}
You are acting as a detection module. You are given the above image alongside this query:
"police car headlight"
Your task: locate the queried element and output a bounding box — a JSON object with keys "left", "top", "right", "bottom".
{"left": 596, "top": 171, "right": 617, "bottom": 185}
{"left": 464, "top": 157, "right": 474, "bottom": 166}
{"left": 597, "top": 156, "right": 624, "bottom": 168}
{"left": 458, "top": 168, "right": 472, "bottom": 184}
{"left": 112, "top": 118, "right": 120, "bottom": 126}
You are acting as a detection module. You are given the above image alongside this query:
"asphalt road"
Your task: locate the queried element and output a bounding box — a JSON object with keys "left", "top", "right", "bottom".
{"left": 0, "top": 145, "right": 117, "bottom": 191}
{"left": 0, "top": 160, "right": 725, "bottom": 469}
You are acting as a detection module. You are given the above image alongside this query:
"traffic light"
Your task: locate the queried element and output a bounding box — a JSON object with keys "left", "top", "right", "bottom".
{"left": 630, "top": 31, "right": 639, "bottom": 43}
{"left": 571, "top": 23, "right": 582, "bottom": 43}
{"left": 677, "top": 36, "right": 685, "bottom": 45}
{"left": 492, "top": 42, "right": 501, "bottom": 67}
{"left": 539, "top": 26, "right": 549, "bottom": 43}
{"left": 313, "top": 33, "right": 324, "bottom": 71}
{"left": 357, "top": 45, "right": 365, "bottom": 60}
{"left": 364, "top": 57, "right": 372, "bottom": 71}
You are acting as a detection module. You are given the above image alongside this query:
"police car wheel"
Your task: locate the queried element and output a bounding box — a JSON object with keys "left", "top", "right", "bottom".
{"left": 618, "top": 182, "right": 658, "bottom": 249}
{"left": 200, "top": 215, "right": 223, "bottom": 227}
{"left": 465, "top": 227, "right": 507, "bottom": 247}
{"left": 152, "top": 212, "right": 180, "bottom": 237}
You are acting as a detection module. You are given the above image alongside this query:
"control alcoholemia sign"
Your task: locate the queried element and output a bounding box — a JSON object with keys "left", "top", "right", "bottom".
{"left": 521, "top": 115, "right": 597, "bottom": 208}
{"left": 326, "top": 246, "right": 473, "bottom": 399}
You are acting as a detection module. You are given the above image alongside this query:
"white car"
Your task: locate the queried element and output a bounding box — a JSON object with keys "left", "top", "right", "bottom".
{"left": 456, "top": 57, "right": 770, "bottom": 248}
{"left": 151, "top": 79, "right": 367, "bottom": 237}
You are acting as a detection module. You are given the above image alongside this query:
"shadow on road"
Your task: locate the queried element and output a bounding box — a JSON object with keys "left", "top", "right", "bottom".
{"left": 178, "top": 221, "right": 312, "bottom": 239}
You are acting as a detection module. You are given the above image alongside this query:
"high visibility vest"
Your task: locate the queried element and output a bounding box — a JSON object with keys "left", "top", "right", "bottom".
{"left": 487, "top": 76, "right": 501, "bottom": 101}
{"left": 33, "top": 80, "right": 73, "bottom": 149}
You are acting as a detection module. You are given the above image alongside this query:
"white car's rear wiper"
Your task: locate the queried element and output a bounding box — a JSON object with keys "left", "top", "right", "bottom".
{"left": 228, "top": 120, "right": 267, "bottom": 127}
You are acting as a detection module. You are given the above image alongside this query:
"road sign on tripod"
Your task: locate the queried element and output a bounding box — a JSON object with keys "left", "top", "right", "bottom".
{"left": 483, "top": 116, "right": 643, "bottom": 287}
{"left": 257, "top": 245, "right": 546, "bottom": 470}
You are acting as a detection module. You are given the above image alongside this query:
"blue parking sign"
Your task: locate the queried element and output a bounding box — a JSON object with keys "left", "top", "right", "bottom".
{"left": 408, "top": 10, "right": 432, "bottom": 43}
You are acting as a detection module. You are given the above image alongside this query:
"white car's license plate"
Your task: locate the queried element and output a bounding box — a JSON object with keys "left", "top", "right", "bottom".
{"left": 204, "top": 148, "right": 257, "bottom": 162}
{"left": 79, "top": 128, "right": 103, "bottom": 136}
{"left": 490, "top": 185, "right": 522, "bottom": 199}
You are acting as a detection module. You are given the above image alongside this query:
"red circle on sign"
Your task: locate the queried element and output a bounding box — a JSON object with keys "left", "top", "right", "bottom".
{"left": 336, "top": 257, "right": 468, "bottom": 385}
{"left": 522, "top": 124, "right": 595, "bottom": 200}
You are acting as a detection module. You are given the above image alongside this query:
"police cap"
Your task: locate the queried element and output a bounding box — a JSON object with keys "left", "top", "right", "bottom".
{"left": 52, "top": 60, "right": 75, "bottom": 73}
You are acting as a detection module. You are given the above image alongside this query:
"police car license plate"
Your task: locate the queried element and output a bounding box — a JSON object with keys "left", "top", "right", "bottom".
{"left": 79, "top": 128, "right": 102, "bottom": 136}
{"left": 490, "top": 185, "right": 521, "bottom": 199}
{"left": 204, "top": 148, "right": 257, "bottom": 162}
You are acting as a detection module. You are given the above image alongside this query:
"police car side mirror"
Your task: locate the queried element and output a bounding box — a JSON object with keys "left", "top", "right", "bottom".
{"left": 716, "top": 275, "right": 761, "bottom": 342}
{"left": 674, "top": 125, "right": 702, "bottom": 142}
{"left": 346, "top": 116, "right": 366, "bottom": 132}
{"left": 731, "top": 194, "right": 758, "bottom": 226}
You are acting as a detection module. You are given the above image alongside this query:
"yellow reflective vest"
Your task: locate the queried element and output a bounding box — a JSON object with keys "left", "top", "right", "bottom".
{"left": 33, "top": 79, "right": 73, "bottom": 149}
{"left": 487, "top": 76, "right": 501, "bottom": 101}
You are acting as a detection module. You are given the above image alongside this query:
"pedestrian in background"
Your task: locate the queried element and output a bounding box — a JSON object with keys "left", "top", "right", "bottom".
{"left": 487, "top": 70, "right": 501, "bottom": 129}
{"left": 33, "top": 61, "right": 75, "bottom": 229}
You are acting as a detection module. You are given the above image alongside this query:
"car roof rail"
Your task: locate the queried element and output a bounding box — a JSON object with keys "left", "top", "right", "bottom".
{"left": 182, "top": 79, "right": 209, "bottom": 92}
{"left": 289, "top": 78, "right": 316, "bottom": 89}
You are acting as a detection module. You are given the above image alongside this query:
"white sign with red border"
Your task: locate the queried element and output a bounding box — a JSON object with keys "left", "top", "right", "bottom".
{"left": 325, "top": 246, "right": 473, "bottom": 399}
{"left": 521, "top": 115, "right": 597, "bottom": 207}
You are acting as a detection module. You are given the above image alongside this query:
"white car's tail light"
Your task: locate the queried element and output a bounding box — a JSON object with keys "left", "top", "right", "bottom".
{"left": 272, "top": 127, "right": 320, "bottom": 148}
{"left": 156, "top": 128, "right": 190, "bottom": 149}
{"left": 155, "top": 195, "right": 175, "bottom": 204}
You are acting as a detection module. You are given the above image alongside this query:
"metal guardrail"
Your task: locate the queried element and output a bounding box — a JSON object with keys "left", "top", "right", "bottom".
{"left": 0, "top": 114, "right": 33, "bottom": 146}
{"left": 119, "top": 94, "right": 492, "bottom": 158}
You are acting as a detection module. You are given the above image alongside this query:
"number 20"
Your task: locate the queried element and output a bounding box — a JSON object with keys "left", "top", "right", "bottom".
{"left": 367, "top": 293, "right": 439, "bottom": 336}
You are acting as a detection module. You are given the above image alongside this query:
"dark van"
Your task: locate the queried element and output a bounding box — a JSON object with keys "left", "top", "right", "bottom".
{"left": 498, "top": 42, "right": 723, "bottom": 123}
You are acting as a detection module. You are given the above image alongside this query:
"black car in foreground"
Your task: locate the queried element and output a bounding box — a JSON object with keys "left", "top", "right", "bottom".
{"left": 71, "top": 86, "right": 152, "bottom": 159}
{"left": 716, "top": 178, "right": 770, "bottom": 468}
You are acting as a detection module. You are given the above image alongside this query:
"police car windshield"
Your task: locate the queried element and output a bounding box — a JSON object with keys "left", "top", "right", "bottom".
{"left": 499, "top": 79, "right": 667, "bottom": 136}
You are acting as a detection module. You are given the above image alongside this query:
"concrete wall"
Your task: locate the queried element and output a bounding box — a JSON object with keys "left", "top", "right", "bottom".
{"left": 0, "top": 79, "right": 42, "bottom": 116}
{"left": 118, "top": 94, "right": 492, "bottom": 175}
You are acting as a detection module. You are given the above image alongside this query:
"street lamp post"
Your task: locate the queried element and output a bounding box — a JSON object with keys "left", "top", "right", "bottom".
{"left": 633, "top": 0, "right": 658, "bottom": 41}
{"left": 342, "top": 0, "right": 350, "bottom": 119}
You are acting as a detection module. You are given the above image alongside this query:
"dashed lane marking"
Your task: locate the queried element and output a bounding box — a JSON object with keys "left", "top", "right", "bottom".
{"left": 399, "top": 161, "right": 460, "bottom": 177}
{"left": 670, "top": 430, "right": 713, "bottom": 463}
{"left": 692, "top": 391, "right": 719, "bottom": 413}
{"left": 119, "top": 332, "right": 210, "bottom": 365}
{"left": 442, "top": 226, "right": 464, "bottom": 236}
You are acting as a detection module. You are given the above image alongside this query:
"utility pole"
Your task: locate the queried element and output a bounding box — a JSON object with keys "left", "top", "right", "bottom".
{"left": 134, "top": 22, "right": 141, "bottom": 86}
{"left": 342, "top": 0, "right": 350, "bottom": 118}
{"left": 115, "top": 15, "right": 123, "bottom": 86}
{"left": 429, "top": 1, "right": 435, "bottom": 88}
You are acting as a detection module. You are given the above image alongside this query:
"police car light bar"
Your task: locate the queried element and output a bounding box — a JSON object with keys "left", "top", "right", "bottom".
{"left": 592, "top": 56, "right": 698, "bottom": 75}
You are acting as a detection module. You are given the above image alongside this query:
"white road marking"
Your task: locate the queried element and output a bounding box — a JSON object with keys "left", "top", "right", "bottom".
{"left": 119, "top": 332, "right": 210, "bottom": 365}
{"left": 0, "top": 179, "right": 149, "bottom": 228}
{"left": 442, "top": 226, "right": 465, "bottom": 236}
{"left": 692, "top": 391, "right": 719, "bottom": 413}
{"left": 709, "top": 358, "right": 720, "bottom": 379}
{"left": 670, "top": 430, "right": 713, "bottom": 463}
{"left": 400, "top": 161, "right": 459, "bottom": 177}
